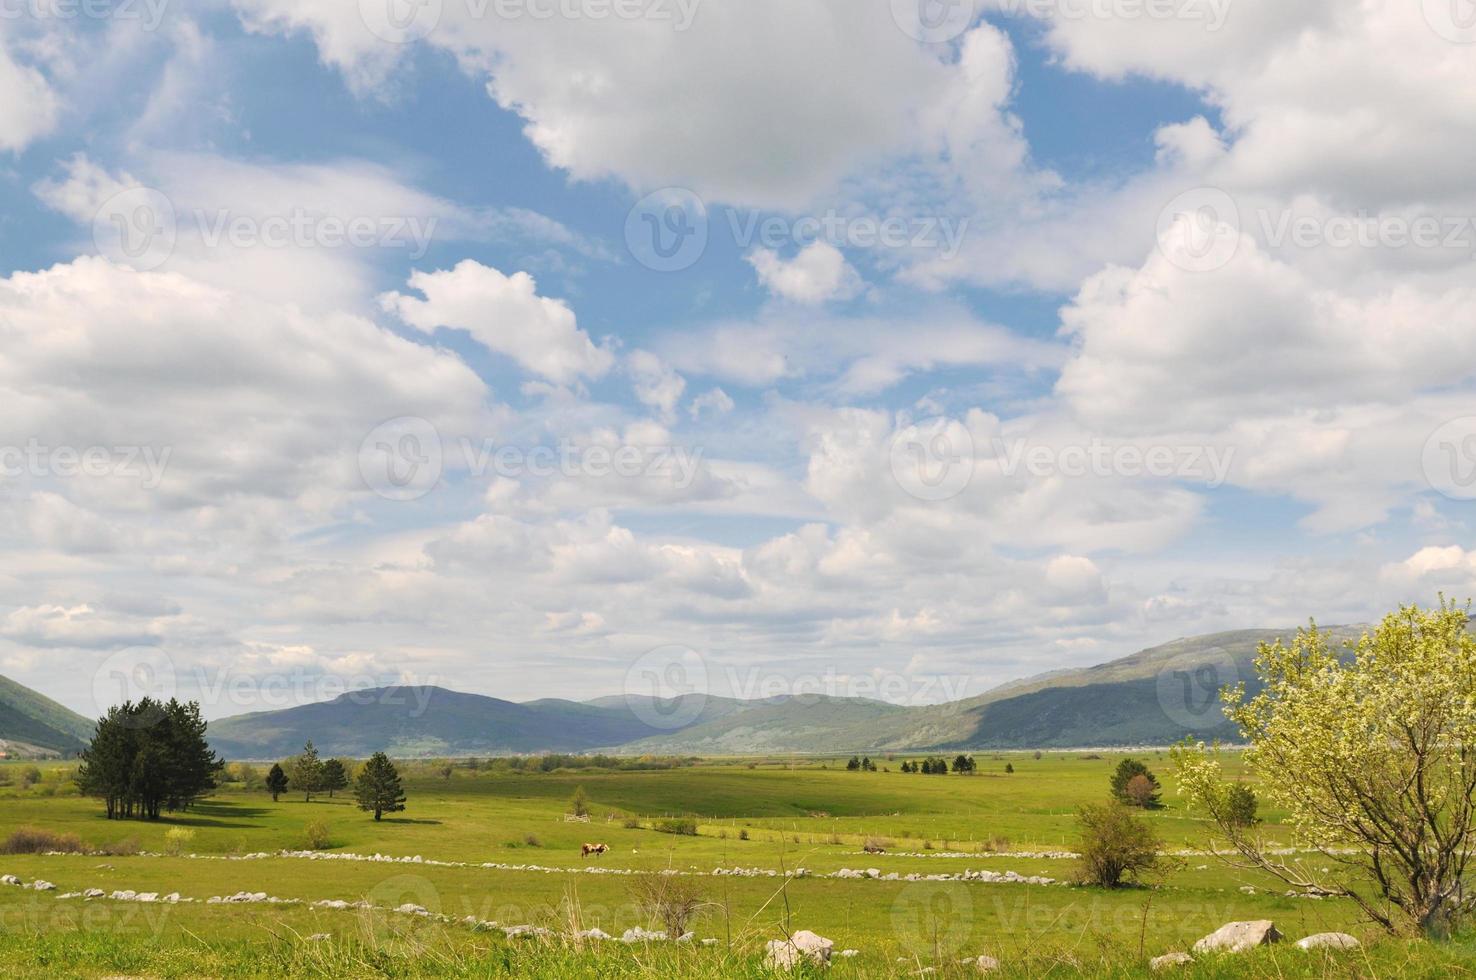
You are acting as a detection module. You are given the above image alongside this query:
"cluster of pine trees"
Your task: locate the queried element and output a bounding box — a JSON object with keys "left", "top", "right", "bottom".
{"left": 845, "top": 755, "right": 877, "bottom": 771}
{"left": 900, "top": 754, "right": 975, "bottom": 774}
{"left": 266, "top": 742, "right": 407, "bottom": 820}
{"left": 75, "top": 699, "right": 224, "bottom": 820}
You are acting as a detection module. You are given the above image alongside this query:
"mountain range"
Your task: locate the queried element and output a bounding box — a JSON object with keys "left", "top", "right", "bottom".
{"left": 0, "top": 625, "right": 1368, "bottom": 759}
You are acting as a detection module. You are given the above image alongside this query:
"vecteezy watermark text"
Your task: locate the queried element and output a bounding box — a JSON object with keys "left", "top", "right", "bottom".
{"left": 992, "top": 437, "right": 1237, "bottom": 487}
{"left": 0, "top": 0, "right": 169, "bottom": 29}
{"left": 358, "top": 417, "right": 705, "bottom": 502}
{"left": 93, "top": 186, "right": 439, "bottom": 271}
{"left": 1157, "top": 187, "right": 1476, "bottom": 273}
{"left": 624, "top": 187, "right": 969, "bottom": 272}
{"left": 357, "top": 0, "right": 702, "bottom": 46}
{"left": 0, "top": 440, "right": 170, "bottom": 489}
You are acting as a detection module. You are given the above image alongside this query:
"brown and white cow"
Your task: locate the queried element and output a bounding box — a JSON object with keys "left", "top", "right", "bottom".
{"left": 580, "top": 843, "right": 609, "bottom": 859}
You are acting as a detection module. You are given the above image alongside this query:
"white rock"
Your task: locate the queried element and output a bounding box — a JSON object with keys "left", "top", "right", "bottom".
{"left": 1294, "top": 932, "right": 1360, "bottom": 951}
{"left": 1193, "top": 920, "right": 1282, "bottom": 955}
{"left": 620, "top": 927, "right": 668, "bottom": 943}
{"left": 974, "top": 955, "right": 1000, "bottom": 973}
{"left": 29, "top": 880, "right": 55, "bottom": 891}
{"left": 765, "top": 930, "right": 834, "bottom": 970}
{"left": 0, "top": 875, "right": 19, "bottom": 886}
{"left": 1150, "top": 952, "right": 1194, "bottom": 970}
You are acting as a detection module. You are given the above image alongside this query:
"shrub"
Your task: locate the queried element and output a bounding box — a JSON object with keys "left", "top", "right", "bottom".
{"left": 570, "top": 786, "right": 590, "bottom": 818}
{"left": 99, "top": 836, "right": 141, "bottom": 856}
{"left": 18, "top": 766, "right": 42, "bottom": 788}
{"left": 630, "top": 873, "right": 705, "bottom": 938}
{"left": 0, "top": 827, "right": 85, "bottom": 854}
{"left": 655, "top": 818, "right": 698, "bottom": 836}
{"left": 738, "top": 829, "right": 749, "bottom": 841}
{"left": 302, "top": 819, "right": 333, "bottom": 851}
{"left": 162, "top": 827, "right": 196, "bottom": 856}
{"left": 1074, "top": 803, "right": 1160, "bottom": 888}
{"left": 622, "top": 817, "right": 641, "bottom": 830}
{"left": 524, "top": 833, "right": 542, "bottom": 847}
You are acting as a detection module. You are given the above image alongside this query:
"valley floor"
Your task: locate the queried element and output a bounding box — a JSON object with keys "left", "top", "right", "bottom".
{"left": 0, "top": 754, "right": 1468, "bottom": 977}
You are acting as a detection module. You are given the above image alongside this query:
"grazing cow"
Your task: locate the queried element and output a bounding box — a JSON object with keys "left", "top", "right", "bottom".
{"left": 581, "top": 843, "right": 609, "bottom": 859}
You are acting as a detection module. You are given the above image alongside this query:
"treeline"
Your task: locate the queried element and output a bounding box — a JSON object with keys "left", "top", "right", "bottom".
{"left": 76, "top": 699, "right": 223, "bottom": 820}
{"left": 457, "top": 754, "right": 696, "bottom": 773}
{"left": 900, "top": 755, "right": 976, "bottom": 774}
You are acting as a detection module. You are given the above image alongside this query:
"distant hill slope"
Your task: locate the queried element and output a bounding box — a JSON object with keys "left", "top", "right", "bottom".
{"left": 206, "top": 687, "right": 749, "bottom": 759}
{"left": 0, "top": 674, "right": 94, "bottom": 756}
{"left": 206, "top": 625, "right": 1373, "bottom": 758}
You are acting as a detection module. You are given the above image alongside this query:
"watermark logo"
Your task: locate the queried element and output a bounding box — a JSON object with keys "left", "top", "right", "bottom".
{"left": 359, "top": 0, "right": 442, "bottom": 43}
{"left": 92, "top": 647, "right": 177, "bottom": 726}
{"left": 625, "top": 188, "right": 709, "bottom": 273}
{"left": 1155, "top": 646, "right": 1237, "bottom": 730}
{"left": 890, "top": 881, "right": 973, "bottom": 956}
{"left": 362, "top": 875, "right": 442, "bottom": 941}
{"left": 1422, "top": 417, "right": 1476, "bottom": 500}
{"left": 1423, "top": 0, "right": 1476, "bottom": 43}
{"left": 1156, "top": 187, "right": 1240, "bottom": 273}
{"left": 94, "top": 186, "right": 177, "bottom": 271}
{"left": 623, "top": 645, "right": 708, "bottom": 730}
{"left": 891, "top": 0, "right": 979, "bottom": 43}
{"left": 359, "top": 417, "right": 444, "bottom": 502}
{"left": 890, "top": 416, "right": 975, "bottom": 502}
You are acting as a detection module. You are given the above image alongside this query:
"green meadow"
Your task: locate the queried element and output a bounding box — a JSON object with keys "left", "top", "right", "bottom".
{"left": 0, "top": 754, "right": 1468, "bottom": 978}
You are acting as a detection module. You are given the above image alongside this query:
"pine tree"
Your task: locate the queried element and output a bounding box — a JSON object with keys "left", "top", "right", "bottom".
{"left": 266, "top": 763, "right": 289, "bottom": 802}
{"left": 1110, "top": 758, "right": 1161, "bottom": 807}
{"left": 846, "top": 756, "right": 861, "bottom": 771}
{"left": 321, "top": 759, "right": 349, "bottom": 798}
{"left": 354, "top": 752, "right": 406, "bottom": 821}
{"left": 289, "top": 741, "right": 325, "bottom": 802}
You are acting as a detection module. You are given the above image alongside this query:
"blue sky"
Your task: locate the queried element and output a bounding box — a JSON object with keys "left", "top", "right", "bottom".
{"left": 0, "top": 0, "right": 1472, "bottom": 720}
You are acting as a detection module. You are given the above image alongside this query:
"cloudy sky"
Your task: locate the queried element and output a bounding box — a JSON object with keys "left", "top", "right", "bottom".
{"left": 1, "top": 0, "right": 1474, "bottom": 720}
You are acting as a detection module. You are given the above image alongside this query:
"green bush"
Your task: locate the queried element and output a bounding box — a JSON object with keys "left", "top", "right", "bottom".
{"left": 654, "top": 818, "right": 698, "bottom": 836}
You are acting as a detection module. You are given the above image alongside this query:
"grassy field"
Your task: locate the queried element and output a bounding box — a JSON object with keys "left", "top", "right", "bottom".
{"left": 0, "top": 752, "right": 1468, "bottom": 977}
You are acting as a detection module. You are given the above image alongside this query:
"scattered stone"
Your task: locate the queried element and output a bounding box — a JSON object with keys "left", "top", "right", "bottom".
{"left": 973, "top": 954, "right": 1000, "bottom": 973}
{"left": 0, "top": 875, "right": 19, "bottom": 886}
{"left": 307, "top": 933, "right": 331, "bottom": 942}
{"left": 29, "top": 880, "right": 55, "bottom": 891}
{"left": 1294, "top": 933, "right": 1360, "bottom": 951}
{"left": 620, "top": 927, "right": 667, "bottom": 943}
{"left": 1193, "top": 920, "right": 1282, "bottom": 955}
{"left": 765, "top": 930, "right": 834, "bottom": 970}
{"left": 575, "top": 928, "right": 611, "bottom": 941}
{"left": 83, "top": 889, "right": 104, "bottom": 899}
{"left": 1150, "top": 952, "right": 1194, "bottom": 970}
